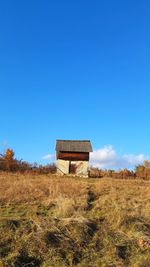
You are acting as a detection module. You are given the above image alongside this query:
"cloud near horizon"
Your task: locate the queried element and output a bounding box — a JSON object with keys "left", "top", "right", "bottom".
{"left": 42, "top": 154, "right": 55, "bottom": 161}
{"left": 90, "top": 146, "right": 146, "bottom": 169}
{"left": 42, "top": 145, "right": 146, "bottom": 170}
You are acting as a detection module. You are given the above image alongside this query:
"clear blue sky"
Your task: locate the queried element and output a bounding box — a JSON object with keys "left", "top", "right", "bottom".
{"left": 0, "top": 0, "right": 150, "bottom": 166}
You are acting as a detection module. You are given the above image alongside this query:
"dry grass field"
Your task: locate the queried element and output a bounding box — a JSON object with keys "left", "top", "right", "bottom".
{"left": 0, "top": 172, "right": 150, "bottom": 267}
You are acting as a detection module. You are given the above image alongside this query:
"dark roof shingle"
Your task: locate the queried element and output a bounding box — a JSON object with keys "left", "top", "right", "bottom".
{"left": 56, "top": 140, "right": 92, "bottom": 152}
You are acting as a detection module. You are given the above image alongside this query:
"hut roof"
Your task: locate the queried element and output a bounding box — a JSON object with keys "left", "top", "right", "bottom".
{"left": 56, "top": 140, "right": 93, "bottom": 153}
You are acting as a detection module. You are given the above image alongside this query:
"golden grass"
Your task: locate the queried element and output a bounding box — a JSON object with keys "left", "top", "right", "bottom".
{"left": 0, "top": 172, "right": 88, "bottom": 204}
{"left": 0, "top": 172, "right": 150, "bottom": 267}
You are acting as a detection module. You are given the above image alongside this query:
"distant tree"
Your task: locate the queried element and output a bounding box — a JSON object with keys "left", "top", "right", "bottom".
{"left": 135, "top": 164, "right": 145, "bottom": 173}
{"left": 4, "top": 149, "right": 15, "bottom": 161}
{"left": 143, "top": 160, "right": 150, "bottom": 168}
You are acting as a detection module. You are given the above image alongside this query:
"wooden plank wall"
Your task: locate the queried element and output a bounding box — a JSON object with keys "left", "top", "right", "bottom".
{"left": 57, "top": 152, "right": 89, "bottom": 161}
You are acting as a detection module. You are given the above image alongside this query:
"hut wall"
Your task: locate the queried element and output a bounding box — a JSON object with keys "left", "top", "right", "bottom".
{"left": 57, "top": 152, "right": 89, "bottom": 161}
{"left": 72, "top": 161, "right": 88, "bottom": 176}
{"left": 57, "top": 159, "right": 69, "bottom": 175}
{"left": 57, "top": 159, "right": 89, "bottom": 177}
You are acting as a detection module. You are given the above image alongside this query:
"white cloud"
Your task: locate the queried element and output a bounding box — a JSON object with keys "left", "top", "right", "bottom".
{"left": 118, "top": 154, "right": 145, "bottom": 168}
{"left": 42, "top": 154, "right": 55, "bottom": 161}
{"left": 90, "top": 146, "right": 116, "bottom": 168}
{"left": 90, "top": 146, "right": 146, "bottom": 170}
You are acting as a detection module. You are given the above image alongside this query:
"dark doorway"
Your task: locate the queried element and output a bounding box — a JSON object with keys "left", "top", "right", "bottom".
{"left": 69, "top": 161, "right": 77, "bottom": 174}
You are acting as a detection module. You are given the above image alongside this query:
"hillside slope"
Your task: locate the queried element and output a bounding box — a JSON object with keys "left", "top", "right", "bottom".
{"left": 0, "top": 173, "right": 150, "bottom": 267}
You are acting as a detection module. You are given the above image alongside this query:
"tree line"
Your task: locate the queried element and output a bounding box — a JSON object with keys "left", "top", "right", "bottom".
{"left": 0, "top": 149, "right": 56, "bottom": 174}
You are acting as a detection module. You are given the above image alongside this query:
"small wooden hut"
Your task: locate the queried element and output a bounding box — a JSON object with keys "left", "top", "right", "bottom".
{"left": 56, "top": 140, "right": 93, "bottom": 177}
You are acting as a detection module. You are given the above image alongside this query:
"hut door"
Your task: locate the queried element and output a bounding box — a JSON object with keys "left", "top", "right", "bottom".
{"left": 69, "top": 161, "right": 77, "bottom": 174}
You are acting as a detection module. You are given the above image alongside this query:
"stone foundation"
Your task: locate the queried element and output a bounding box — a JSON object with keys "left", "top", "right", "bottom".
{"left": 57, "top": 159, "right": 89, "bottom": 177}
{"left": 57, "top": 159, "right": 69, "bottom": 175}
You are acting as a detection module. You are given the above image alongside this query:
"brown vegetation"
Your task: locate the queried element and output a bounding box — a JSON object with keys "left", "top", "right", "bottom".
{"left": 0, "top": 172, "right": 150, "bottom": 267}
{"left": 0, "top": 149, "right": 56, "bottom": 174}
{"left": 89, "top": 167, "right": 150, "bottom": 180}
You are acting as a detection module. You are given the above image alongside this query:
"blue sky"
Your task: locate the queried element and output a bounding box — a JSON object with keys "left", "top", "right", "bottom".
{"left": 0, "top": 0, "right": 150, "bottom": 168}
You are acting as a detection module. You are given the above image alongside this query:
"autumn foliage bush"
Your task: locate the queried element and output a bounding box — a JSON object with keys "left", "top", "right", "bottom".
{"left": 89, "top": 166, "right": 150, "bottom": 180}
{"left": 0, "top": 149, "right": 56, "bottom": 174}
{"left": 135, "top": 162, "right": 150, "bottom": 180}
{"left": 89, "top": 167, "right": 135, "bottom": 179}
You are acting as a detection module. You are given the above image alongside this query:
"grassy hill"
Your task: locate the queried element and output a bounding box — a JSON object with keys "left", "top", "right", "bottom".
{"left": 0, "top": 172, "right": 150, "bottom": 267}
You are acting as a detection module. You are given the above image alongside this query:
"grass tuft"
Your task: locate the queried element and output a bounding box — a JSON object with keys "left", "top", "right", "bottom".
{"left": 0, "top": 172, "right": 150, "bottom": 266}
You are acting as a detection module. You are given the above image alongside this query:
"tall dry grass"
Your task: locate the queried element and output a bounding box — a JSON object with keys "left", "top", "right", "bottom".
{"left": 0, "top": 172, "right": 87, "bottom": 204}
{"left": 0, "top": 172, "right": 150, "bottom": 267}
